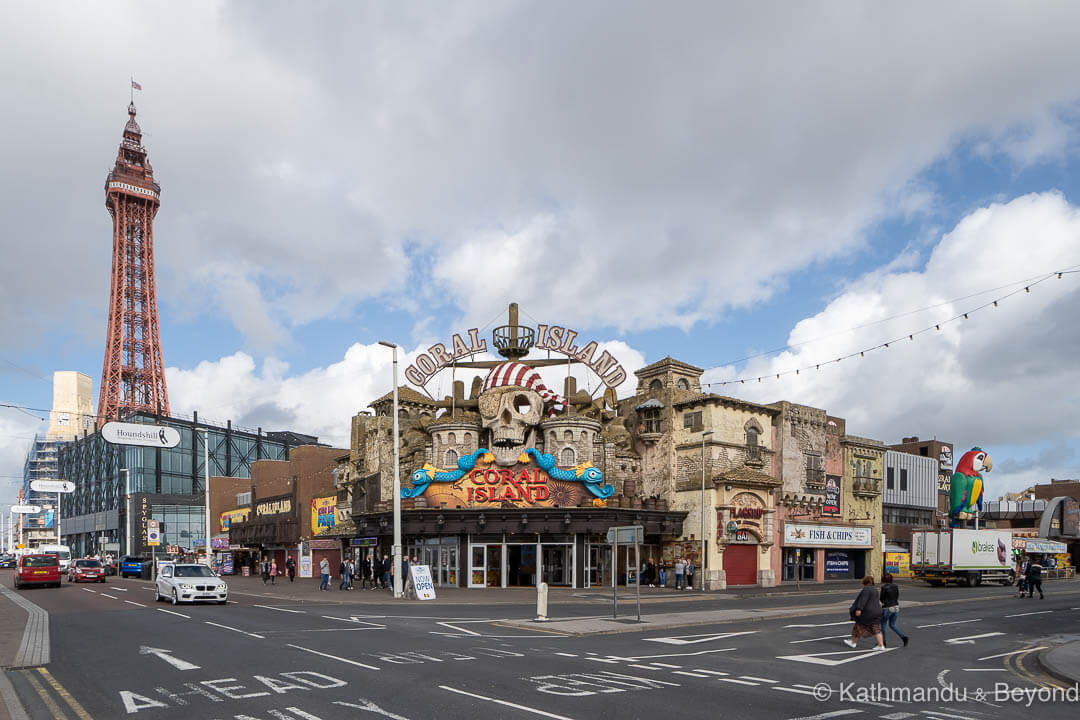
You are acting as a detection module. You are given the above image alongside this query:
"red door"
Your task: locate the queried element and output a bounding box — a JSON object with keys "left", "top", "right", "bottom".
{"left": 723, "top": 545, "right": 757, "bottom": 585}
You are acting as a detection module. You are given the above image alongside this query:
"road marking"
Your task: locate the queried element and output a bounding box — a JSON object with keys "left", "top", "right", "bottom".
{"left": 672, "top": 670, "right": 711, "bottom": 677}
{"left": 554, "top": 652, "right": 578, "bottom": 657}
{"left": 773, "top": 686, "right": 817, "bottom": 696}
{"left": 22, "top": 669, "right": 69, "bottom": 720}
{"left": 918, "top": 711, "right": 979, "bottom": 719}
{"left": 125, "top": 600, "right": 146, "bottom": 607}
{"left": 650, "top": 663, "right": 682, "bottom": 669}
{"left": 977, "top": 646, "right": 1049, "bottom": 661}
{"left": 629, "top": 664, "right": 660, "bottom": 670}
{"left": 740, "top": 676, "right": 778, "bottom": 683}
{"left": 204, "top": 621, "right": 264, "bottom": 639}
{"left": 333, "top": 698, "right": 411, "bottom": 719}
{"left": 287, "top": 643, "right": 380, "bottom": 670}
{"left": 778, "top": 648, "right": 894, "bottom": 666}
{"left": 1003, "top": 610, "right": 1052, "bottom": 618}
{"left": 880, "top": 713, "right": 917, "bottom": 719}
{"left": 789, "top": 635, "right": 849, "bottom": 644}
{"left": 38, "top": 667, "right": 93, "bottom": 720}
{"left": 720, "top": 678, "right": 758, "bottom": 686}
{"left": 321, "top": 615, "right": 386, "bottom": 628}
{"left": 157, "top": 608, "right": 190, "bottom": 619}
{"left": 254, "top": 604, "right": 306, "bottom": 613}
{"left": 139, "top": 646, "right": 200, "bottom": 671}
{"left": 963, "top": 668, "right": 1008, "bottom": 672}
{"left": 81, "top": 588, "right": 96, "bottom": 593}
{"left": 916, "top": 619, "right": 981, "bottom": 628}
{"left": 110, "top": 587, "right": 128, "bottom": 591}
{"left": 439, "top": 685, "right": 578, "bottom": 720}
{"left": 787, "top": 711, "right": 862, "bottom": 720}
{"left": 644, "top": 631, "right": 757, "bottom": 645}
{"left": 627, "top": 649, "right": 735, "bottom": 660}
{"left": 784, "top": 621, "right": 851, "bottom": 628}
{"left": 944, "top": 632, "right": 1005, "bottom": 645}
{"left": 693, "top": 670, "right": 728, "bottom": 676}
{"left": 585, "top": 657, "right": 622, "bottom": 664}
{"left": 100, "top": 593, "right": 118, "bottom": 599}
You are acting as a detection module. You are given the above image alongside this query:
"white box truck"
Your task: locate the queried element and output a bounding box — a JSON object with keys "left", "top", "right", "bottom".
{"left": 911, "top": 529, "right": 1015, "bottom": 587}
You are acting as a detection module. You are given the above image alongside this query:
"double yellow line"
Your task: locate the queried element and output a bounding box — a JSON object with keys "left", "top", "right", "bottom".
{"left": 19, "top": 667, "right": 93, "bottom": 720}
{"left": 1006, "top": 647, "right": 1073, "bottom": 692}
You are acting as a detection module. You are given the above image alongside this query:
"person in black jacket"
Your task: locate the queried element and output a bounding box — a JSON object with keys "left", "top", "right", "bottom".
{"left": 879, "top": 573, "right": 909, "bottom": 648}
{"left": 1025, "top": 559, "right": 1044, "bottom": 599}
{"left": 844, "top": 575, "right": 885, "bottom": 650}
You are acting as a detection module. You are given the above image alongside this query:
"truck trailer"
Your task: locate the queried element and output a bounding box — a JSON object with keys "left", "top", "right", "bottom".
{"left": 911, "top": 529, "right": 1015, "bottom": 587}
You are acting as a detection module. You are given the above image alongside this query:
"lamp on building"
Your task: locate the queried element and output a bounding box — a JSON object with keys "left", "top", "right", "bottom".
{"left": 378, "top": 340, "right": 403, "bottom": 600}
{"left": 701, "top": 430, "right": 713, "bottom": 592}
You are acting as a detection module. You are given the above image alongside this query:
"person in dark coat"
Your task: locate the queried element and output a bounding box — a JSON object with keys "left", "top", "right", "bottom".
{"left": 1025, "top": 559, "right": 1044, "bottom": 599}
{"left": 879, "top": 573, "right": 909, "bottom": 647}
{"left": 844, "top": 575, "right": 885, "bottom": 650}
{"left": 285, "top": 556, "right": 296, "bottom": 582}
{"left": 260, "top": 555, "right": 271, "bottom": 585}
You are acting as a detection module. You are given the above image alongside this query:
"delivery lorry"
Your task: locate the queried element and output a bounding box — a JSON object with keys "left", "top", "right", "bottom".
{"left": 911, "top": 529, "right": 1016, "bottom": 587}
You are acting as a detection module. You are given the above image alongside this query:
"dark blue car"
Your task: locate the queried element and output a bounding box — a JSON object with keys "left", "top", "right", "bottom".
{"left": 120, "top": 556, "right": 146, "bottom": 578}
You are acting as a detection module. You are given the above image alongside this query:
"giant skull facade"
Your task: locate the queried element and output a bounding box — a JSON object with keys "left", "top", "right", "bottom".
{"left": 479, "top": 386, "right": 543, "bottom": 466}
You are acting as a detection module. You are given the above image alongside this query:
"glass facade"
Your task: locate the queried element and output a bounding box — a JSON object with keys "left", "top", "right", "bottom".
{"left": 58, "top": 412, "right": 308, "bottom": 557}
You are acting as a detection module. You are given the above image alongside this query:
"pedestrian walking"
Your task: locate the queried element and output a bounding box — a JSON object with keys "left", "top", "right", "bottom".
{"left": 260, "top": 555, "right": 271, "bottom": 585}
{"left": 286, "top": 556, "right": 296, "bottom": 582}
{"left": 339, "top": 558, "right": 349, "bottom": 590}
{"left": 844, "top": 575, "right": 885, "bottom": 650}
{"left": 879, "top": 572, "right": 908, "bottom": 648}
{"left": 674, "top": 558, "right": 686, "bottom": 590}
{"left": 319, "top": 557, "right": 331, "bottom": 591}
{"left": 1025, "top": 558, "right": 1044, "bottom": 599}
{"left": 382, "top": 555, "right": 392, "bottom": 589}
{"left": 685, "top": 558, "right": 696, "bottom": 590}
{"left": 658, "top": 560, "right": 667, "bottom": 588}
{"left": 360, "top": 553, "right": 373, "bottom": 589}
{"left": 645, "top": 559, "right": 656, "bottom": 587}
{"left": 270, "top": 559, "right": 278, "bottom": 585}
{"left": 346, "top": 558, "right": 355, "bottom": 590}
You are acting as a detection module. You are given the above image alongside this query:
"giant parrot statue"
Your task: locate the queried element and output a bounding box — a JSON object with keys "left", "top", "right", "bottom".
{"left": 949, "top": 447, "right": 992, "bottom": 526}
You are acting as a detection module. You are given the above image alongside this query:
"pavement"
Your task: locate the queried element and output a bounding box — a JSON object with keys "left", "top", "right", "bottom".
{"left": 2, "top": 569, "right": 1079, "bottom": 719}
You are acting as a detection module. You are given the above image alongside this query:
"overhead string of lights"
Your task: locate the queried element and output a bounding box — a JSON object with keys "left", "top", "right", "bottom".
{"left": 703, "top": 265, "right": 1080, "bottom": 389}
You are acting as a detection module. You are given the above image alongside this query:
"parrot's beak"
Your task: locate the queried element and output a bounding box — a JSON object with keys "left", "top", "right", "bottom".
{"left": 983, "top": 456, "right": 993, "bottom": 472}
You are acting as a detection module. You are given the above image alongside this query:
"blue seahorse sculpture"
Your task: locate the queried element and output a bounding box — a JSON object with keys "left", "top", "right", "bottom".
{"left": 518, "top": 448, "right": 614, "bottom": 499}
{"left": 401, "top": 448, "right": 494, "bottom": 498}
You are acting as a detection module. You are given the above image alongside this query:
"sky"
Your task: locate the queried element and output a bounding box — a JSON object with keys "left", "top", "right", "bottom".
{"left": 2, "top": 1, "right": 1080, "bottom": 505}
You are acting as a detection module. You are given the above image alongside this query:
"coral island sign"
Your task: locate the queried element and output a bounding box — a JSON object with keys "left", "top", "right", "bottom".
{"left": 404, "top": 325, "right": 628, "bottom": 389}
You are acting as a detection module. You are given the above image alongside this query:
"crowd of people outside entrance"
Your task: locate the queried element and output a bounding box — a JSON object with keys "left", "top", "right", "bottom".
{"left": 638, "top": 557, "right": 699, "bottom": 590}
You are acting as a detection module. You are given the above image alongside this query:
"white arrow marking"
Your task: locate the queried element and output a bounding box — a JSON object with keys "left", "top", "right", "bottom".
{"left": 321, "top": 616, "right": 386, "bottom": 628}
{"left": 139, "top": 646, "right": 200, "bottom": 671}
{"left": 645, "top": 631, "right": 758, "bottom": 645}
{"left": 334, "top": 698, "right": 411, "bottom": 719}
{"left": 945, "top": 632, "right": 1005, "bottom": 645}
{"left": 777, "top": 648, "right": 895, "bottom": 666}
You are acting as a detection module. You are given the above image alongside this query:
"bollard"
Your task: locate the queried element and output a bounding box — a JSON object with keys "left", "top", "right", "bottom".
{"left": 536, "top": 582, "right": 549, "bottom": 621}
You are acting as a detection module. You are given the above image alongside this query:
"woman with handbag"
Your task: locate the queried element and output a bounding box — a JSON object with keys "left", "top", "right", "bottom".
{"left": 879, "top": 573, "right": 908, "bottom": 647}
{"left": 844, "top": 575, "right": 885, "bottom": 650}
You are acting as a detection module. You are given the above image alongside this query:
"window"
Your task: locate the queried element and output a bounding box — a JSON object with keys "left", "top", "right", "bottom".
{"left": 746, "top": 428, "right": 758, "bottom": 447}
{"left": 886, "top": 467, "right": 894, "bottom": 490}
{"left": 676, "top": 378, "right": 690, "bottom": 390}
{"left": 447, "top": 432, "right": 457, "bottom": 445}
{"left": 445, "top": 449, "right": 459, "bottom": 467}
{"left": 805, "top": 454, "right": 824, "bottom": 486}
{"left": 683, "top": 411, "right": 703, "bottom": 429}
{"left": 641, "top": 408, "right": 661, "bottom": 433}
{"left": 899, "top": 468, "right": 908, "bottom": 492}
{"left": 649, "top": 379, "right": 663, "bottom": 392}
{"left": 236, "top": 491, "right": 251, "bottom": 507}
{"left": 560, "top": 447, "right": 576, "bottom": 466}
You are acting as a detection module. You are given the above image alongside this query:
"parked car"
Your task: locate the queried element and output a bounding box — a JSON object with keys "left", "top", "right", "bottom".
{"left": 155, "top": 563, "right": 228, "bottom": 605}
{"left": 14, "top": 554, "right": 61, "bottom": 589}
{"left": 0, "top": 554, "right": 16, "bottom": 568}
{"left": 68, "top": 558, "right": 106, "bottom": 583}
{"left": 119, "top": 556, "right": 146, "bottom": 579}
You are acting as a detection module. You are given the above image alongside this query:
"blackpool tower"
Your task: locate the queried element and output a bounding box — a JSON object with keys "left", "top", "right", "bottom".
{"left": 97, "top": 102, "right": 170, "bottom": 425}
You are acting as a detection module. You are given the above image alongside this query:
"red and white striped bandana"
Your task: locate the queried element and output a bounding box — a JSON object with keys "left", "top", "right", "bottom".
{"left": 481, "top": 361, "right": 566, "bottom": 415}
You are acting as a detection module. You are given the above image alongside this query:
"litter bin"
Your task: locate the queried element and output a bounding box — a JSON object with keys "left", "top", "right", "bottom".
{"left": 140, "top": 561, "right": 153, "bottom": 580}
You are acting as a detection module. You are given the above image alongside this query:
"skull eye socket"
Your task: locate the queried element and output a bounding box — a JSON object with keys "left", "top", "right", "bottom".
{"left": 514, "top": 394, "right": 533, "bottom": 414}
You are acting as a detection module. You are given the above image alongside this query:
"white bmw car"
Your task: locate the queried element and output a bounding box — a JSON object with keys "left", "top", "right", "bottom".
{"left": 155, "top": 563, "right": 228, "bottom": 605}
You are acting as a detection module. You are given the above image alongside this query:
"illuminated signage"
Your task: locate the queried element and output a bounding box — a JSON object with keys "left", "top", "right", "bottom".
{"left": 413, "top": 466, "right": 591, "bottom": 509}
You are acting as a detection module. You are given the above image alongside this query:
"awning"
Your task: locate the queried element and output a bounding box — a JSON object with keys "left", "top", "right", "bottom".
{"left": 883, "top": 544, "right": 909, "bottom": 553}
{"left": 1020, "top": 538, "right": 1068, "bottom": 554}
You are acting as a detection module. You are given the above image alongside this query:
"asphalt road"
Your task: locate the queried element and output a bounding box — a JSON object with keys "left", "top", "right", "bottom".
{"left": 3, "top": 571, "right": 1079, "bottom": 720}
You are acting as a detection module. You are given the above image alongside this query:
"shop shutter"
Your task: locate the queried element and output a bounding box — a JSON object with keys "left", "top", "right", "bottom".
{"left": 723, "top": 544, "right": 757, "bottom": 585}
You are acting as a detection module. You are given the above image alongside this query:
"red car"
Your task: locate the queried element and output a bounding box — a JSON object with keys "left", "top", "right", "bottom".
{"left": 14, "top": 554, "right": 62, "bottom": 589}
{"left": 68, "top": 558, "right": 106, "bottom": 583}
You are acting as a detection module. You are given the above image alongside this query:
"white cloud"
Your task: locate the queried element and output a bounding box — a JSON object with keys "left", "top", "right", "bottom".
{"left": 702, "top": 191, "right": 1080, "bottom": 497}
{"left": 0, "top": 412, "right": 44, "bottom": 500}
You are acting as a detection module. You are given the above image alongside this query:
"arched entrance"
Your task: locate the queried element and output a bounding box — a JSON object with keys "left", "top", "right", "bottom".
{"left": 723, "top": 543, "right": 757, "bottom": 585}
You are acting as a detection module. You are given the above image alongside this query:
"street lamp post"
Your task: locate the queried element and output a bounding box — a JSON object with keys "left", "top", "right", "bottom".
{"left": 701, "top": 430, "right": 713, "bottom": 592}
{"left": 202, "top": 429, "right": 211, "bottom": 565}
{"left": 120, "top": 468, "right": 130, "bottom": 558}
{"left": 378, "top": 340, "right": 403, "bottom": 599}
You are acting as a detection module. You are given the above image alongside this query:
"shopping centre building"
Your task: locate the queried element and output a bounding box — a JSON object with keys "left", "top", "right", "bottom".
{"left": 324, "top": 304, "right": 885, "bottom": 589}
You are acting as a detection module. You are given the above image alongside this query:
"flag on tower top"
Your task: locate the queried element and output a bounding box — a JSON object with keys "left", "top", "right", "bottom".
{"left": 131, "top": 79, "right": 142, "bottom": 91}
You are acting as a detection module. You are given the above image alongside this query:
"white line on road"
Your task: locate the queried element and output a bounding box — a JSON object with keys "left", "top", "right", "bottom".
{"left": 139, "top": 646, "right": 200, "bottom": 671}
{"left": 204, "top": 621, "right": 264, "bottom": 639}
{"left": 100, "top": 593, "right": 118, "bottom": 599}
{"left": 81, "top": 588, "right": 96, "bottom": 593}
{"left": 786, "top": 711, "right": 862, "bottom": 720}
{"left": 1003, "top": 610, "right": 1052, "bottom": 618}
{"left": 629, "top": 664, "right": 660, "bottom": 670}
{"left": 694, "top": 670, "right": 728, "bottom": 676}
{"left": 784, "top": 621, "right": 851, "bottom": 628}
{"left": 287, "top": 643, "right": 379, "bottom": 670}
{"left": 650, "top": 663, "right": 682, "bottom": 669}
{"left": 963, "top": 668, "right": 1008, "bottom": 672}
{"left": 157, "top": 609, "right": 190, "bottom": 619}
{"left": 740, "top": 676, "right": 778, "bottom": 683}
{"left": 627, "top": 649, "right": 735, "bottom": 660}
{"left": 672, "top": 670, "right": 711, "bottom": 677}
{"left": 254, "top": 605, "right": 305, "bottom": 613}
{"left": 720, "top": 678, "right": 758, "bottom": 686}
{"left": 944, "top": 632, "right": 1004, "bottom": 645}
{"left": 440, "top": 685, "right": 578, "bottom": 720}
{"left": 789, "top": 635, "right": 848, "bottom": 644}
{"left": 333, "top": 698, "right": 410, "bottom": 719}
{"left": 977, "top": 646, "right": 1049, "bottom": 661}
{"left": 110, "top": 587, "right": 127, "bottom": 591}
{"left": 918, "top": 710, "right": 979, "bottom": 719}
{"left": 554, "top": 653, "right": 578, "bottom": 657}
{"left": 124, "top": 600, "right": 145, "bottom": 607}
{"left": 773, "top": 686, "right": 817, "bottom": 696}
{"left": 916, "top": 619, "right": 981, "bottom": 629}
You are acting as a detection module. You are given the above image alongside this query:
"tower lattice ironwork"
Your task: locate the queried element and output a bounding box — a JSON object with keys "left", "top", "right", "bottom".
{"left": 97, "top": 102, "right": 170, "bottom": 426}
